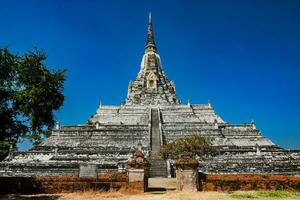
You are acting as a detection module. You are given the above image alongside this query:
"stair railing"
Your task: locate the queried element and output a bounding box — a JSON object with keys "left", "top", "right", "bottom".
{"left": 149, "top": 108, "right": 152, "bottom": 151}
{"left": 157, "top": 108, "right": 163, "bottom": 146}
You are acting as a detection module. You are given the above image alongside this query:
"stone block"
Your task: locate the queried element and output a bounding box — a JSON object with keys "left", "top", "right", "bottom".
{"left": 128, "top": 168, "right": 148, "bottom": 192}
{"left": 176, "top": 169, "right": 199, "bottom": 191}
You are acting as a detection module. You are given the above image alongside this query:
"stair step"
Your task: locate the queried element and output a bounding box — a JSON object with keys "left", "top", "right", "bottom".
{"left": 150, "top": 108, "right": 167, "bottom": 177}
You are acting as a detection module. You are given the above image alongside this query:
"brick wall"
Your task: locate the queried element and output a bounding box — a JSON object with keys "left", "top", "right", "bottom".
{"left": 199, "top": 174, "right": 300, "bottom": 191}
{"left": 0, "top": 172, "right": 127, "bottom": 194}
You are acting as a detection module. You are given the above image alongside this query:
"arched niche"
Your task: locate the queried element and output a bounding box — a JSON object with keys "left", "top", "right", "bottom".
{"left": 147, "top": 72, "right": 157, "bottom": 89}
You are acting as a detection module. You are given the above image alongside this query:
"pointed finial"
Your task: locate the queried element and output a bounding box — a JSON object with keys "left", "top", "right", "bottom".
{"left": 149, "top": 12, "right": 152, "bottom": 23}
{"left": 55, "top": 121, "right": 60, "bottom": 129}
{"left": 145, "top": 12, "right": 157, "bottom": 53}
{"left": 250, "top": 120, "right": 256, "bottom": 130}
{"left": 99, "top": 98, "right": 102, "bottom": 108}
{"left": 137, "top": 142, "right": 142, "bottom": 151}
{"left": 208, "top": 100, "right": 211, "bottom": 108}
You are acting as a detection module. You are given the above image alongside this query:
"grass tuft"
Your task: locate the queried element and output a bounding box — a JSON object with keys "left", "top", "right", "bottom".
{"left": 231, "top": 192, "right": 256, "bottom": 199}
{"left": 231, "top": 190, "right": 300, "bottom": 199}
{"left": 256, "top": 191, "right": 296, "bottom": 198}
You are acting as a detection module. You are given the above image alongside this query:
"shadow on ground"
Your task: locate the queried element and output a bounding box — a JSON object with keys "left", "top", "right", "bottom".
{"left": 0, "top": 194, "right": 60, "bottom": 200}
{"left": 147, "top": 187, "right": 167, "bottom": 192}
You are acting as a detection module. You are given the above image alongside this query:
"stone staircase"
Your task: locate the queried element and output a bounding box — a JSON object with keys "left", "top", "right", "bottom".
{"left": 149, "top": 156, "right": 167, "bottom": 177}
{"left": 149, "top": 108, "right": 167, "bottom": 177}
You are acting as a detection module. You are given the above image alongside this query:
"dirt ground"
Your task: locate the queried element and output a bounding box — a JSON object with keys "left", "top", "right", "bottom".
{"left": 1, "top": 178, "right": 299, "bottom": 200}
{"left": 59, "top": 191, "right": 300, "bottom": 200}
{"left": 2, "top": 190, "right": 300, "bottom": 200}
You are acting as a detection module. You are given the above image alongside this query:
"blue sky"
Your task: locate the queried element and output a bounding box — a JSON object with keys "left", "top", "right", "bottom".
{"left": 0, "top": 0, "right": 299, "bottom": 149}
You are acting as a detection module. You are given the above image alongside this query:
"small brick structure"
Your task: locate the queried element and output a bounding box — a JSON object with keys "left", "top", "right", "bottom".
{"left": 199, "top": 174, "right": 300, "bottom": 191}
{"left": 125, "top": 148, "right": 150, "bottom": 192}
{"left": 174, "top": 154, "right": 199, "bottom": 191}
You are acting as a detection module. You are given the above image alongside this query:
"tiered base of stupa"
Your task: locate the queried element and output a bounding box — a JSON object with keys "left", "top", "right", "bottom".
{"left": 1, "top": 104, "right": 299, "bottom": 177}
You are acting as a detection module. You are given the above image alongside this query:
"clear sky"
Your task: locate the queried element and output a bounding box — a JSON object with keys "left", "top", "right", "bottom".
{"left": 0, "top": 0, "right": 299, "bottom": 150}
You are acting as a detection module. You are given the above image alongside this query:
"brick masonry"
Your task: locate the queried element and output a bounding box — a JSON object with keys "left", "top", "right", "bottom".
{"left": 199, "top": 174, "right": 300, "bottom": 191}
{"left": 0, "top": 172, "right": 127, "bottom": 194}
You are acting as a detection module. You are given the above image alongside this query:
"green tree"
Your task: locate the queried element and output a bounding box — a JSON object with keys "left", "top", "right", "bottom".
{"left": 159, "top": 134, "right": 217, "bottom": 159}
{"left": 0, "top": 47, "right": 66, "bottom": 160}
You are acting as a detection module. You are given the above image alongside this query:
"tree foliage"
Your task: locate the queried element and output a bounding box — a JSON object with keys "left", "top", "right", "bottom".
{"left": 0, "top": 47, "right": 66, "bottom": 160}
{"left": 159, "top": 134, "right": 217, "bottom": 160}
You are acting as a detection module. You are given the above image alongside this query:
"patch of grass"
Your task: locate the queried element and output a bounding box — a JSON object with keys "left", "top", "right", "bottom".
{"left": 231, "top": 192, "right": 256, "bottom": 199}
{"left": 256, "top": 190, "right": 297, "bottom": 198}
{"left": 150, "top": 191, "right": 166, "bottom": 195}
{"left": 231, "top": 190, "right": 300, "bottom": 199}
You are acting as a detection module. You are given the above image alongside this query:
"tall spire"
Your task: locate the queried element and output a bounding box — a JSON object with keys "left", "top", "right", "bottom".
{"left": 145, "top": 12, "right": 157, "bottom": 53}
{"left": 125, "top": 13, "right": 181, "bottom": 105}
